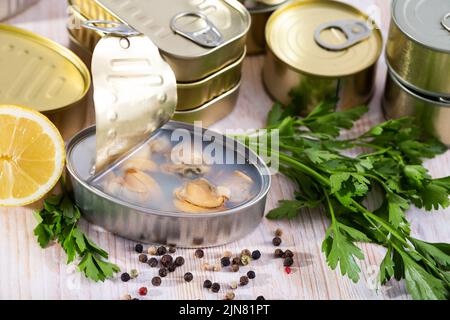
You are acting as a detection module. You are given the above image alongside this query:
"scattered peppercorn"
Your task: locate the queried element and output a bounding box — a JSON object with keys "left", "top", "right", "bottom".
{"left": 138, "top": 287, "right": 148, "bottom": 296}
{"left": 151, "top": 276, "right": 162, "bottom": 287}
{"left": 251, "top": 250, "right": 261, "bottom": 260}
{"left": 232, "top": 257, "right": 241, "bottom": 265}
{"left": 272, "top": 237, "right": 282, "bottom": 246}
{"left": 157, "top": 246, "right": 167, "bottom": 255}
{"left": 130, "top": 269, "right": 139, "bottom": 279}
{"left": 175, "top": 256, "right": 185, "bottom": 267}
{"left": 283, "top": 249, "right": 294, "bottom": 258}
{"left": 147, "top": 257, "right": 158, "bottom": 267}
{"left": 230, "top": 281, "right": 238, "bottom": 290}
{"left": 231, "top": 264, "right": 239, "bottom": 272}
{"left": 284, "top": 257, "right": 294, "bottom": 267}
{"left": 184, "top": 272, "right": 194, "bottom": 282}
{"left": 211, "top": 282, "right": 220, "bottom": 293}
{"left": 195, "top": 249, "right": 204, "bottom": 258}
{"left": 203, "top": 280, "right": 212, "bottom": 289}
{"left": 225, "top": 291, "right": 235, "bottom": 300}
{"left": 201, "top": 262, "right": 211, "bottom": 271}
{"left": 274, "top": 248, "right": 284, "bottom": 258}
{"left": 160, "top": 254, "right": 173, "bottom": 267}
{"left": 275, "top": 228, "right": 283, "bottom": 237}
{"left": 256, "top": 295, "right": 265, "bottom": 300}
{"left": 138, "top": 254, "right": 148, "bottom": 263}
{"left": 223, "top": 251, "right": 232, "bottom": 258}
{"left": 168, "top": 263, "right": 177, "bottom": 273}
{"left": 240, "top": 275, "right": 249, "bottom": 286}
{"left": 121, "top": 294, "right": 132, "bottom": 300}
{"left": 247, "top": 271, "right": 256, "bottom": 279}
{"left": 169, "top": 245, "right": 176, "bottom": 254}
{"left": 285, "top": 266, "right": 292, "bottom": 274}
{"left": 135, "top": 243, "right": 143, "bottom": 253}
{"left": 241, "top": 249, "right": 251, "bottom": 257}
{"left": 221, "top": 257, "right": 231, "bottom": 267}
{"left": 147, "top": 246, "right": 157, "bottom": 255}
{"left": 241, "top": 255, "right": 251, "bottom": 266}
{"left": 120, "top": 272, "right": 131, "bottom": 282}
{"left": 132, "top": 298, "right": 139, "bottom": 301}
{"left": 213, "top": 263, "right": 221, "bottom": 272}
{"left": 159, "top": 267, "right": 168, "bottom": 278}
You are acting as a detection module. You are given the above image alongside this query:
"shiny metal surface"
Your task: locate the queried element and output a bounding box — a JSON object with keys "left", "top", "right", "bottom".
{"left": 66, "top": 123, "right": 271, "bottom": 247}
{"left": 387, "top": 0, "right": 450, "bottom": 97}
{"left": 383, "top": 66, "right": 450, "bottom": 146}
{"left": 262, "top": 0, "right": 382, "bottom": 114}
{"left": 0, "top": 0, "right": 38, "bottom": 21}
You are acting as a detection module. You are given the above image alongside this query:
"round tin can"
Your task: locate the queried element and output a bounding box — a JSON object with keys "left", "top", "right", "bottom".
{"left": 383, "top": 65, "right": 450, "bottom": 146}
{"left": 66, "top": 123, "right": 271, "bottom": 247}
{"left": 0, "top": 0, "right": 38, "bottom": 21}
{"left": 387, "top": 0, "right": 450, "bottom": 97}
{"left": 262, "top": 0, "right": 382, "bottom": 115}
{"left": 69, "top": 0, "right": 250, "bottom": 82}
{"left": 0, "top": 24, "right": 91, "bottom": 140}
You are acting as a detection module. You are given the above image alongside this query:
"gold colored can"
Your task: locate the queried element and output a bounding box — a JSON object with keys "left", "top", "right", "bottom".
{"left": 263, "top": 0, "right": 382, "bottom": 115}
{"left": 67, "top": 5, "right": 244, "bottom": 111}
{"left": 69, "top": 0, "right": 250, "bottom": 82}
{"left": 173, "top": 82, "right": 241, "bottom": 127}
{"left": 0, "top": 24, "right": 91, "bottom": 140}
{"left": 0, "top": 0, "right": 39, "bottom": 21}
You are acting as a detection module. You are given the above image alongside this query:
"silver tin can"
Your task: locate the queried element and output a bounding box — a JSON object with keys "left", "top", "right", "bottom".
{"left": 383, "top": 65, "right": 450, "bottom": 145}
{"left": 66, "top": 123, "right": 271, "bottom": 247}
{"left": 387, "top": 0, "right": 450, "bottom": 97}
{"left": 0, "top": 0, "right": 38, "bottom": 21}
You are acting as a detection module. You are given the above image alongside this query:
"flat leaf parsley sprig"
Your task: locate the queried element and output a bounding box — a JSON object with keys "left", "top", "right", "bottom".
{"left": 238, "top": 98, "right": 450, "bottom": 300}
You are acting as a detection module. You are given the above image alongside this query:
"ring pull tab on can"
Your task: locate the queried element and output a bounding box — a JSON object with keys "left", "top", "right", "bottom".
{"left": 314, "top": 20, "right": 371, "bottom": 51}
{"left": 170, "top": 12, "right": 224, "bottom": 48}
{"left": 442, "top": 13, "right": 450, "bottom": 32}
{"left": 82, "top": 20, "right": 141, "bottom": 37}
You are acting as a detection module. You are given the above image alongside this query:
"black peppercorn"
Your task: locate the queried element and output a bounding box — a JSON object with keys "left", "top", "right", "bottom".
{"left": 256, "top": 296, "right": 265, "bottom": 300}
{"left": 147, "top": 257, "right": 158, "bottom": 268}
{"left": 120, "top": 272, "right": 131, "bottom": 282}
{"left": 160, "top": 254, "right": 173, "bottom": 267}
{"left": 240, "top": 275, "right": 249, "bottom": 286}
{"left": 247, "top": 271, "right": 256, "bottom": 279}
{"left": 231, "top": 264, "right": 239, "bottom": 272}
{"left": 251, "top": 250, "right": 261, "bottom": 260}
{"left": 203, "top": 280, "right": 212, "bottom": 289}
{"left": 151, "top": 276, "right": 161, "bottom": 287}
{"left": 282, "top": 249, "right": 294, "bottom": 259}
{"left": 159, "top": 267, "right": 168, "bottom": 278}
{"left": 184, "top": 272, "right": 194, "bottom": 282}
{"left": 168, "top": 263, "right": 177, "bottom": 273}
{"left": 284, "top": 257, "right": 294, "bottom": 267}
{"left": 175, "top": 256, "right": 185, "bottom": 267}
{"left": 221, "top": 256, "right": 231, "bottom": 267}
{"left": 135, "top": 243, "right": 143, "bottom": 253}
{"left": 169, "top": 246, "right": 176, "bottom": 254}
{"left": 272, "top": 237, "right": 282, "bottom": 246}
{"left": 232, "top": 257, "right": 240, "bottom": 265}
{"left": 157, "top": 246, "right": 167, "bottom": 256}
{"left": 195, "top": 249, "right": 204, "bottom": 258}
{"left": 211, "top": 282, "right": 220, "bottom": 293}
{"left": 274, "top": 249, "right": 284, "bottom": 258}
{"left": 138, "top": 254, "right": 148, "bottom": 263}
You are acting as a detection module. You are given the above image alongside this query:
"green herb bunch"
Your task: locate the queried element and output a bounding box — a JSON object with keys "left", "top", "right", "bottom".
{"left": 34, "top": 194, "right": 120, "bottom": 282}
{"left": 240, "top": 99, "right": 450, "bottom": 300}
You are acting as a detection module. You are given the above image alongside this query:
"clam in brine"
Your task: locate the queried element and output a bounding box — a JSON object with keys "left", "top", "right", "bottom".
{"left": 262, "top": 0, "right": 382, "bottom": 115}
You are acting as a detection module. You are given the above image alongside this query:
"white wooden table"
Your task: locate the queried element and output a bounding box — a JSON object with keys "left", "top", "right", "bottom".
{"left": 1, "top": 0, "right": 449, "bottom": 300}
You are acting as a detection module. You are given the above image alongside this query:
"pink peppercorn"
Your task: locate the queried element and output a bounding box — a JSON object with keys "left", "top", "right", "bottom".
{"left": 285, "top": 266, "right": 292, "bottom": 274}
{"left": 138, "top": 287, "right": 148, "bottom": 296}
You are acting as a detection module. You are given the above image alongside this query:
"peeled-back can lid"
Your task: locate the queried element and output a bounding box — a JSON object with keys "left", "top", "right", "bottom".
{"left": 265, "top": 0, "right": 382, "bottom": 78}
{"left": 392, "top": 0, "right": 450, "bottom": 53}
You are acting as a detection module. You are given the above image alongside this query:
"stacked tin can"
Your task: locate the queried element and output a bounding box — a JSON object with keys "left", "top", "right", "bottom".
{"left": 66, "top": 0, "right": 250, "bottom": 126}
{"left": 383, "top": 0, "right": 450, "bottom": 145}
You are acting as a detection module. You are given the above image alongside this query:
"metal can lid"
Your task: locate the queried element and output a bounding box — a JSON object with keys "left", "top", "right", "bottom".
{"left": 392, "top": 0, "right": 450, "bottom": 53}
{"left": 265, "top": 0, "right": 382, "bottom": 78}
{"left": 0, "top": 24, "right": 90, "bottom": 113}
{"left": 240, "top": 0, "right": 288, "bottom": 14}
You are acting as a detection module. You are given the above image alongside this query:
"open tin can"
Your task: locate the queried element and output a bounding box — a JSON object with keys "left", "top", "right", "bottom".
{"left": 386, "top": 0, "right": 450, "bottom": 98}
{"left": 262, "top": 0, "right": 382, "bottom": 115}
{"left": 66, "top": 123, "right": 271, "bottom": 247}
{"left": 0, "top": 24, "right": 91, "bottom": 140}
{"left": 0, "top": 0, "right": 38, "bottom": 21}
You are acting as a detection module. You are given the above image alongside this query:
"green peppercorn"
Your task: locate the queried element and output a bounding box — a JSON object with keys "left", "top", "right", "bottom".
{"left": 272, "top": 237, "right": 282, "bottom": 246}
{"left": 168, "top": 263, "right": 177, "bottom": 273}
{"left": 284, "top": 257, "right": 294, "bottom": 267}
{"left": 211, "top": 282, "right": 220, "bottom": 293}
{"left": 231, "top": 264, "right": 239, "bottom": 272}
{"left": 195, "top": 249, "right": 204, "bottom": 258}
{"left": 147, "top": 257, "right": 158, "bottom": 267}
{"left": 157, "top": 246, "right": 167, "bottom": 256}
{"left": 256, "top": 295, "right": 265, "bottom": 300}
{"left": 135, "top": 244, "right": 143, "bottom": 253}
{"left": 169, "top": 245, "right": 176, "bottom": 254}
{"left": 130, "top": 269, "right": 139, "bottom": 279}
{"left": 120, "top": 272, "right": 131, "bottom": 282}
{"left": 274, "top": 249, "right": 284, "bottom": 258}
{"left": 151, "top": 276, "right": 161, "bottom": 287}
{"left": 251, "top": 250, "right": 261, "bottom": 260}
{"left": 230, "top": 281, "right": 238, "bottom": 290}
{"left": 159, "top": 267, "right": 168, "bottom": 278}
{"left": 203, "top": 280, "right": 213, "bottom": 289}
{"left": 225, "top": 291, "right": 235, "bottom": 300}
{"left": 160, "top": 254, "right": 173, "bottom": 267}
{"left": 221, "top": 256, "right": 231, "bottom": 267}
{"left": 241, "top": 255, "right": 251, "bottom": 266}
{"left": 247, "top": 270, "right": 256, "bottom": 279}
{"left": 175, "top": 256, "right": 185, "bottom": 267}
{"left": 232, "top": 257, "right": 240, "bottom": 265}
{"left": 184, "top": 272, "right": 194, "bottom": 282}
{"left": 240, "top": 275, "right": 249, "bottom": 286}
{"left": 138, "top": 254, "right": 148, "bottom": 263}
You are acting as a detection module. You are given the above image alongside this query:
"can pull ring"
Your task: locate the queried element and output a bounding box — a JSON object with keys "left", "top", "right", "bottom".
{"left": 82, "top": 20, "right": 141, "bottom": 37}
{"left": 170, "top": 12, "right": 223, "bottom": 48}
{"left": 442, "top": 13, "right": 450, "bottom": 32}
{"left": 314, "top": 20, "right": 371, "bottom": 51}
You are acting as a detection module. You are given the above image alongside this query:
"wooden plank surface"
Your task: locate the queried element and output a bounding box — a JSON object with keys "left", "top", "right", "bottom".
{"left": 1, "top": 0, "right": 449, "bottom": 300}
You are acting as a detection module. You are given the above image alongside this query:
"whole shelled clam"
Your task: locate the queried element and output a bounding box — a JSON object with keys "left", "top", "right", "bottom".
{"left": 162, "top": 143, "right": 210, "bottom": 177}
